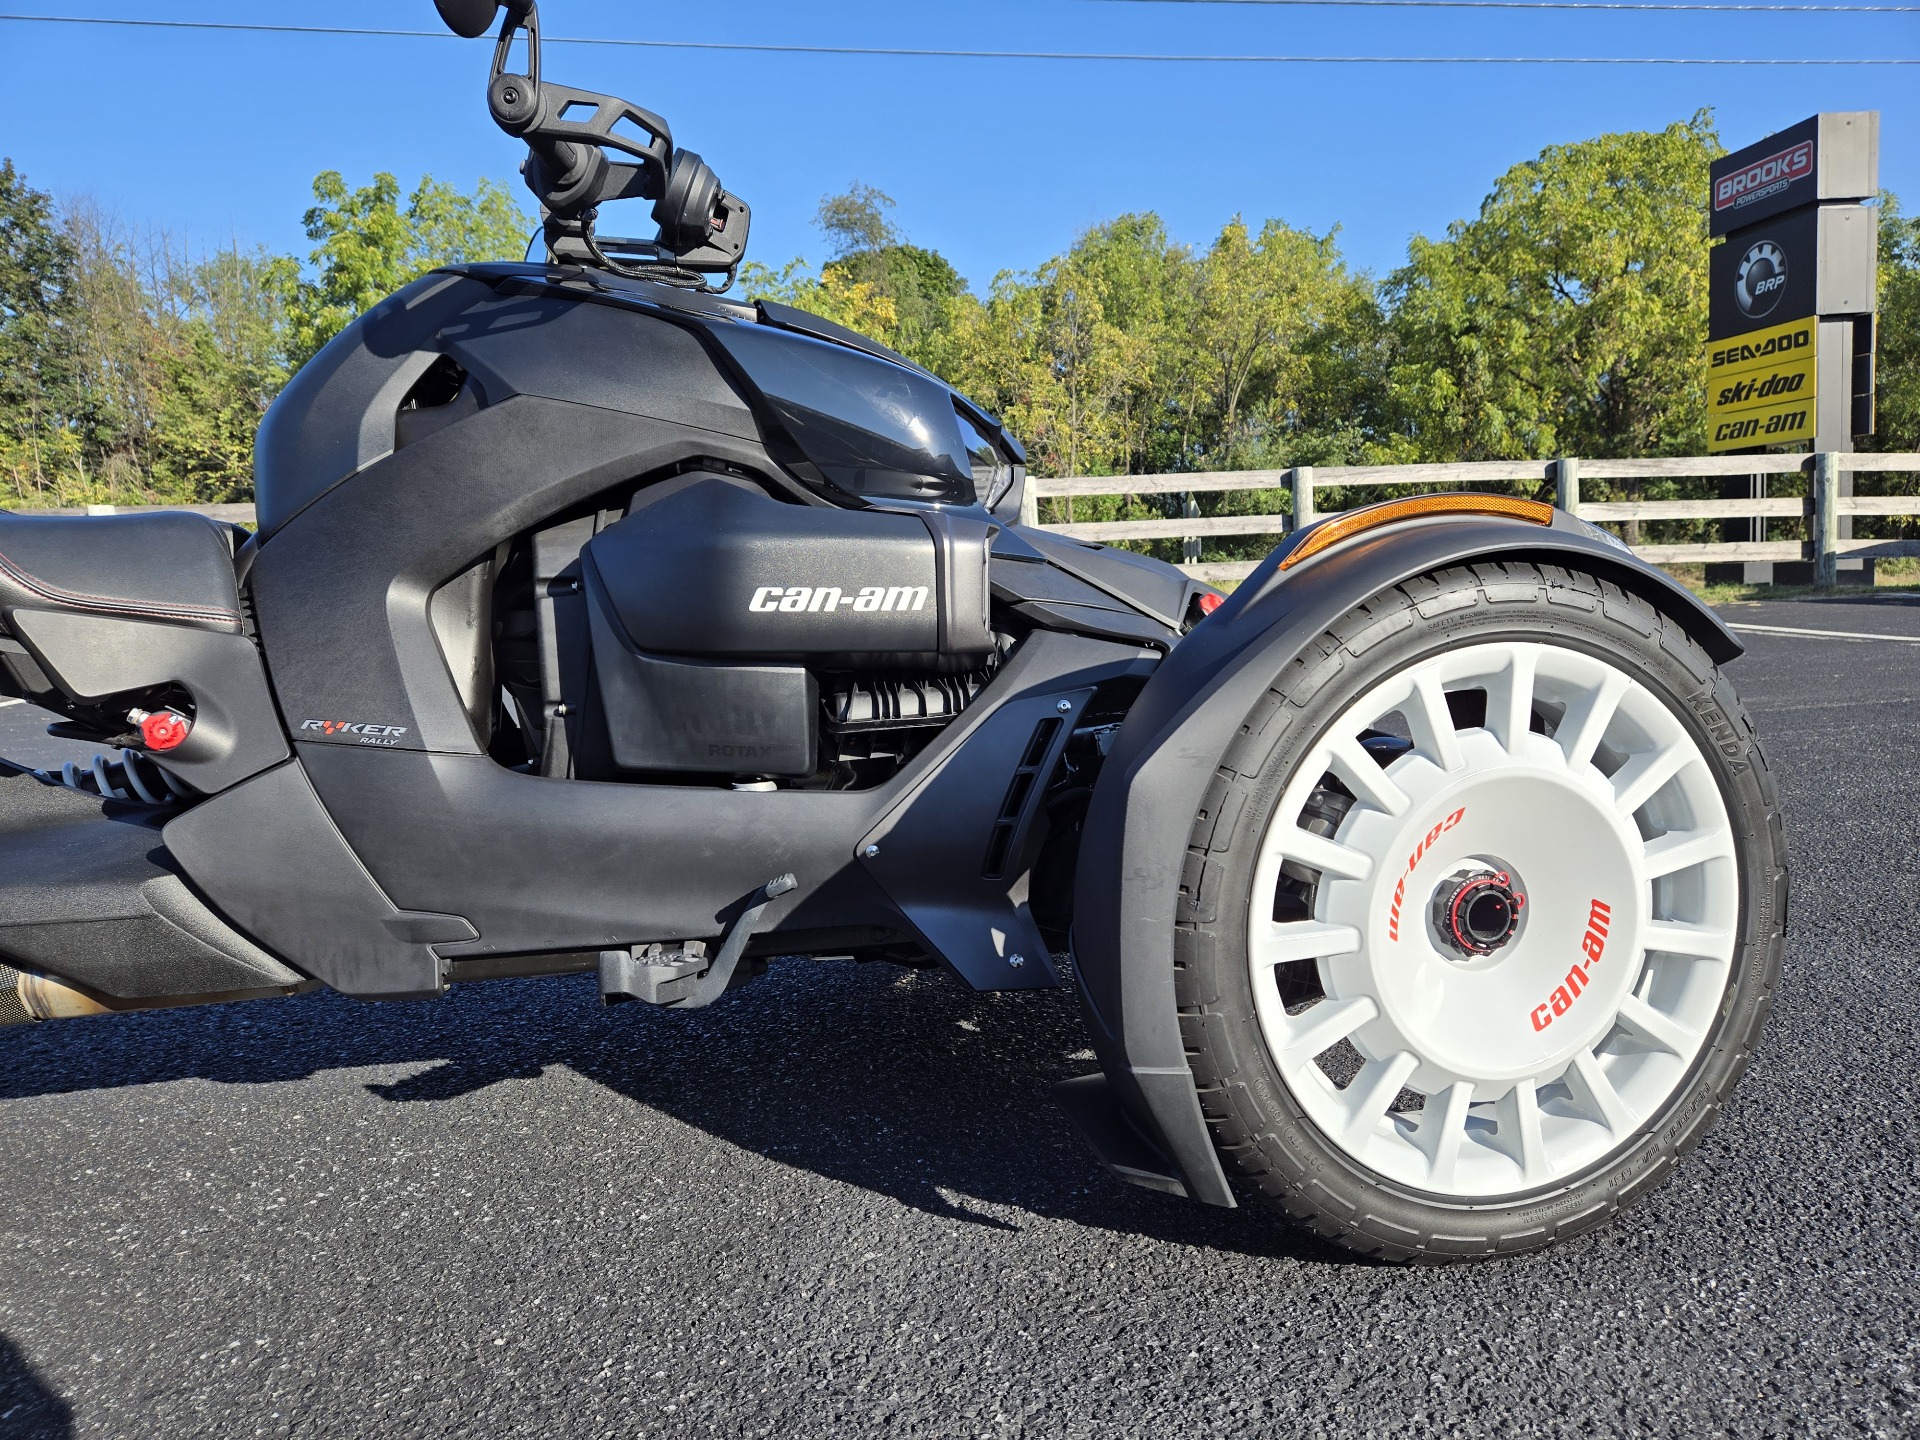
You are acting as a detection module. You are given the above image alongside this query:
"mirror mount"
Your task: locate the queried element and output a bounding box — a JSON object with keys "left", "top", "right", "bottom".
{"left": 487, "top": 0, "right": 541, "bottom": 92}
{"left": 439, "top": 0, "right": 750, "bottom": 290}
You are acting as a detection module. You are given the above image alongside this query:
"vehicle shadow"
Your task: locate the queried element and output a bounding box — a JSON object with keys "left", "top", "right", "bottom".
{"left": 0, "top": 1333, "right": 74, "bottom": 1440}
{"left": 0, "top": 960, "right": 1344, "bottom": 1266}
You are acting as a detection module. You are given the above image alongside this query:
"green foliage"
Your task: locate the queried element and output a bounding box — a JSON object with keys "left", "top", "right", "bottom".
{"left": 743, "top": 184, "right": 968, "bottom": 362}
{"left": 1383, "top": 112, "right": 1722, "bottom": 465}
{"left": 0, "top": 158, "right": 85, "bottom": 503}
{"left": 904, "top": 209, "right": 1372, "bottom": 556}
{"left": 6, "top": 127, "right": 1920, "bottom": 533}
{"left": 1872, "top": 193, "right": 1920, "bottom": 452}
{"left": 149, "top": 320, "right": 270, "bottom": 501}
{"left": 0, "top": 162, "right": 525, "bottom": 505}
{"left": 830, "top": 244, "right": 967, "bottom": 361}
{"left": 815, "top": 182, "right": 900, "bottom": 256}
{"left": 288, "top": 171, "right": 531, "bottom": 366}
{"left": 735, "top": 255, "right": 902, "bottom": 340}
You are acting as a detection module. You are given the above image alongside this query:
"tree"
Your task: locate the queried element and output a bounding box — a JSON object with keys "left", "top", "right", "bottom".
{"left": 1384, "top": 112, "right": 1722, "bottom": 464}
{"left": 1187, "top": 217, "right": 1359, "bottom": 466}
{"left": 144, "top": 243, "right": 296, "bottom": 502}
{"left": 740, "top": 184, "right": 972, "bottom": 366}
{"left": 1870, "top": 192, "right": 1919, "bottom": 452}
{"left": 1054, "top": 213, "right": 1190, "bottom": 476}
{"left": 148, "top": 322, "right": 269, "bottom": 501}
{"left": 927, "top": 215, "right": 1185, "bottom": 487}
{"left": 813, "top": 184, "right": 967, "bottom": 363}
{"left": 0, "top": 158, "right": 85, "bottom": 502}
{"left": 735, "top": 255, "right": 901, "bottom": 341}
{"left": 287, "top": 171, "right": 532, "bottom": 366}
{"left": 60, "top": 200, "right": 168, "bottom": 498}
{"left": 815, "top": 183, "right": 899, "bottom": 257}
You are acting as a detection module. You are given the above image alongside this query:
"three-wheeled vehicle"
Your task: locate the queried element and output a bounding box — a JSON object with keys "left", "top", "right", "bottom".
{"left": 0, "top": 0, "right": 1785, "bottom": 1260}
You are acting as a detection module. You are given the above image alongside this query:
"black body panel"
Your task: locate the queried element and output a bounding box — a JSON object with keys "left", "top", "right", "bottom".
{"left": 7, "top": 609, "right": 290, "bottom": 793}
{"left": 436, "top": 291, "right": 761, "bottom": 442}
{"left": 253, "top": 273, "right": 499, "bottom": 537}
{"left": 163, "top": 761, "right": 469, "bottom": 999}
{"left": 288, "top": 630, "right": 1142, "bottom": 993}
{"left": 1069, "top": 516, "right": 1744, "bottom": 1207}
{"left": 990, "top": 525, "right": 1202, "bottom": 643}
{"left": 1012, "top": 527, "right": 1197, "bottom": 633}
{"left": 251, "top": 396, "right": 776, "bottom": 756}
{"left": 0, "top": 764, "right": 305, "bottom": 999}
{"left": 755, "top": 299, "right": 929, "bottom": 378}
{"left": 855, "top": 634, "right": 1156, "bottom": 989}
{"left": 704, "top": 321, "right": 978, "bottom": 506}
{"left": 585, "top": 584, "right": 819, "bottom": 776}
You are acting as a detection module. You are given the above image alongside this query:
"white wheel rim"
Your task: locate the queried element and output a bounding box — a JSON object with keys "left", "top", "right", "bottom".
{"left": 1246, "top": 640, "right": 1738, "bottom": 1200}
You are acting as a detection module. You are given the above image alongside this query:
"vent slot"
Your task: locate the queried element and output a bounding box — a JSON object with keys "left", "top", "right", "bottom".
{"left": 395, "top": 356, "right": 480, "bottom": 449}
{"left": 983, "top": 716, "right": 1062, "bottom": 879}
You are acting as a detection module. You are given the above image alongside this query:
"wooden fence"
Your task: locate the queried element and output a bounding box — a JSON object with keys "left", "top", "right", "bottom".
{"left": 26, "top": 451, "right": 1920, "bottom": 591}
{"left": 1020, "top": 452, "right": 1920, "bottom": 588}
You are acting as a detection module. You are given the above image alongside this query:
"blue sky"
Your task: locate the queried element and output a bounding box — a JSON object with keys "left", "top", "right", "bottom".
{"left": 2, "top": 1, "right": 1915, "bottom": 287}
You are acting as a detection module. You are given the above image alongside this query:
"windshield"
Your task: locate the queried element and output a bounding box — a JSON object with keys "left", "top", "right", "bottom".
{"left": 710, "top": 322, "right": 977, "bottom": 505}
{"left": 955, "top": 406, "right": 1014, "bottom": 512}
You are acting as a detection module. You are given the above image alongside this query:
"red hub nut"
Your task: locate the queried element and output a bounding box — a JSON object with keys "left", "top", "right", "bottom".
{"left": 136, "top": 709, "right": 191, "bottom": 752}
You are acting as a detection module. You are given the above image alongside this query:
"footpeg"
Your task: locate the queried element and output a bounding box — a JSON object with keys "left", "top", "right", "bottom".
{"left": 599, "top": 873, "right": 796, "bottom": 1010}
{"left": 600, "top": 941, "right": 711, "bottom": 1007}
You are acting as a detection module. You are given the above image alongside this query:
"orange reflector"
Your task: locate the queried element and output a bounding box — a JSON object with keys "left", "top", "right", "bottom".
{"left": 1280, "top": 493, "right": 1555, "bottom": 571}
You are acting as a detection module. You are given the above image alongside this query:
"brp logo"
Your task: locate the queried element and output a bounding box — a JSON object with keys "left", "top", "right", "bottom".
{"left": 1735, "top": 241, "right": 1789, "bottom": 319}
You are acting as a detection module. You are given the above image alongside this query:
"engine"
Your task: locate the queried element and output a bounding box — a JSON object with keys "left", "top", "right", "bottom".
{"left": 485, "top": 471, "right": 1001, "bottom": 788}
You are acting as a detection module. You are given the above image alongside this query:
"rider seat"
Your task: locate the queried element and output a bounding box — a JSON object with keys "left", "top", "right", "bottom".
{"left": 0, "top": 511, "right": 245, "bottom": 636}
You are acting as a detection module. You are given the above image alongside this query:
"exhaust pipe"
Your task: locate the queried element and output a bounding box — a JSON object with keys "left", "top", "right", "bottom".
{"left": 0, "top": 962, "right": 311, "bottom": 1025}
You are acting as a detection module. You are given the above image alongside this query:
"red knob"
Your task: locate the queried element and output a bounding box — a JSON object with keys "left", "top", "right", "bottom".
{"left": 139, "top": 710, "right": 191, "bottom": 752}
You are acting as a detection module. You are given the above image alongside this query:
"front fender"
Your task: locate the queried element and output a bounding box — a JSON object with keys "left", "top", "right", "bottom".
{"left": 1067, "top": 514, "right": 1738, "bottom": 1206}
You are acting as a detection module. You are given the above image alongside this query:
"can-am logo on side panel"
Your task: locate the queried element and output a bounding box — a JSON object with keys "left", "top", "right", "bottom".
{"left": 1714, "top": 140, "right": 1814, "bottom": 214}
{"left": 748, "top": 585, "right": 928, "bottom": 613}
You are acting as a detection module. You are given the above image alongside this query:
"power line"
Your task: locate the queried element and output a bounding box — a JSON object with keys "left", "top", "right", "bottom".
{"left": 0, "top": 13, "right": 1915, "bottom": 63}
{"left": 1076, "top": 0, "right": 1919, "bottom": 12}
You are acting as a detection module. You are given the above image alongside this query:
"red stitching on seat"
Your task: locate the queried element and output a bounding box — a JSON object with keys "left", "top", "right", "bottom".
{"left": 0, "top": 549, "right": 241, "bottom": 628}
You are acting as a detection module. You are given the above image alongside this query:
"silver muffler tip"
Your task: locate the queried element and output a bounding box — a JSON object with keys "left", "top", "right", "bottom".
{"left": 0, "top": 962, "right": 309, "bottom": 1025}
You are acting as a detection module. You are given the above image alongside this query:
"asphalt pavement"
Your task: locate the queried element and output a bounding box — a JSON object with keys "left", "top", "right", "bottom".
{"left": 2, "top": 595, "right": 1918, "bottom": 1438}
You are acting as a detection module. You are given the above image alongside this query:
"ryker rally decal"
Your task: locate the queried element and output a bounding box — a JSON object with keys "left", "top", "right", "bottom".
{"left": 301, "top": 719, "right": 411, "bottom": 747}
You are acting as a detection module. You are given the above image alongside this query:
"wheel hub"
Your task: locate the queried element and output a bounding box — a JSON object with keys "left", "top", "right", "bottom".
{"left": 1333, "top": 755, "right": 1644, "bottom": 1091}
{"left": 1430, "top": 866, "right": 1526, "bottom": 960}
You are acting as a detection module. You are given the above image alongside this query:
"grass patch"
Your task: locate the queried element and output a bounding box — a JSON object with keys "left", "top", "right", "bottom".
{"left": 1659, "top": 558, "right": 1920, "bottom": 607}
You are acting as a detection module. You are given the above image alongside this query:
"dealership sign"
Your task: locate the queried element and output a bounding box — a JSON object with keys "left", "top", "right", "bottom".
{"left": 1714, "top": 139, "right": 1814, "bottom": 224}
{"left": 1707, "top": 315, "right": 1817, "bottom": 451}
{"left": 1708, "top": 113, "right": 1877, "bottom": 238}
{"left": 1708, "top": 206, "right": 1818, "bottom": 340}
{"left": 1705, "top": 113, "right": 1878, "bottom": 454}
{"left": 1710, "top": 120, "right": 1819, "bottom": 235}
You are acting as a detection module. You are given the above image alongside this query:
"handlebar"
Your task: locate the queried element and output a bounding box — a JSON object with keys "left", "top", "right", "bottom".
{"left": 434, "top": 0, "right": 750, "bottom": 287}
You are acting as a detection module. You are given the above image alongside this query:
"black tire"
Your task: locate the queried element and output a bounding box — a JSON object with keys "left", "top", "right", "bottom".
{"left": 1175, "top": 562, "right": 1787, "bottom": 1262}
